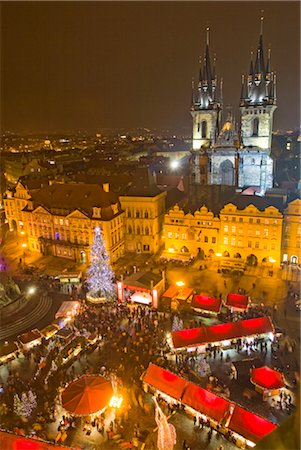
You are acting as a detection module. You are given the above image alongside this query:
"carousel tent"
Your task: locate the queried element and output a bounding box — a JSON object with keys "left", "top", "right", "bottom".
{"left": 250, "top": 366, "right": 285, "bottom": 390}
{"left": 225, "top": 293, "right": 249, "bottom": 310}
{"left": 143, "top": 363, "right": 188, "bottom": 400}
{"left": 61, "top": 375, "right": 112, "bottom": 416}
{"left": 0, "top": 431, "right": 72, "bottom": 449}
{"left": 191, "top": 294, "right": 222, "bottom": 313}
{"left": 171, "top": 317, "right": 274, "bottom": 349}
{"left": 181, "top": 382, "right": 231, "bottom": 423}
{"left": 228, "top": 405, "right": 277, "bottom": 443}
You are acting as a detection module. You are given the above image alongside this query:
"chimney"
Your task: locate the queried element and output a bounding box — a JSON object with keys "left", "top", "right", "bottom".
{"left": 103, "top": 183, "right": 110, "bottom": 193}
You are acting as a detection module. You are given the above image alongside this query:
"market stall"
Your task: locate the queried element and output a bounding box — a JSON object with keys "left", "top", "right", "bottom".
{"left": 228, "top": 404, "right": 277, "bottom": 447}
{"left": 60, "top": 337, "right": 83, "bottom": 364}
{"left": 18, "top": 329, "right": 42, "bottom": 350}
{"left": 161, "top": 285, "right": 194, "bottom": 310}
{"left": 55, "top": 301, "right": 80, "bottom": 320}
{"left": 191, "top": 294, "right": 222, "bottom": 314}
{"left": 250, "top": 366, "right": 285, "bottom": 396}
{"left": 143, "top": 363, "right": 188, "bottom": 402}
{"left": 117, "top": 271, "right": 165, "bottom": 308}
{"left": 225, "top": 293, "right": 249, "bottom": 311}
{"left": 0, "top": 430, "right": 72, "bottom": 450}
{"left": 41, "top": 324, "right": 60, "bottom": 340}
{"left": 61, "top": 375, "right": 113, "bottom": 416}
{"left": 169, "top": 316, "right": 274, "bottom": 351}
{"left": 0, "top": 341, "right": 19, "bottom": 363}
{"left": 56, "top": 328, "right": 74, "bottom": 342}
{"left": 181, "top": 382, "right": 231, "bottom": 424}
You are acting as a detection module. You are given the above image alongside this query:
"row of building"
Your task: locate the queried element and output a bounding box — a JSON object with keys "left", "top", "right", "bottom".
{"left": 3, "top": 179, "right": 301, "bottom": 267}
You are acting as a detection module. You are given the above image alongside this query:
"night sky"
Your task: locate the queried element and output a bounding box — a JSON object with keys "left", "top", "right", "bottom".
{"left": 1, "top": 1, "right": 300, "bottom": 134}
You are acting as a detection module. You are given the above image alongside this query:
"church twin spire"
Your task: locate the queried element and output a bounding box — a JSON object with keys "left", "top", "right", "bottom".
{"left": 240, "top": 15, "right": 276, "bottom": 107}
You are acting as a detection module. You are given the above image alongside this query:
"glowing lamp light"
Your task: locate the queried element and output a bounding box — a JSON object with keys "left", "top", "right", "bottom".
{"left": 215, "top": 253, "right": 222, "bottom": 257}
{"left": 176, "top": 281, "right": 185, "bottom": 287}
{"left": 170, "top": 160, "right": 179, "bottom": 169}
{"left": 27, "top": 286, "right": 36, "bottom": 295}
{"left": 168, "top": 248, "right": 175, "bottom": 253}
{"left": 269, "top": 257, "right": 276, "bottom": 263}
{"left": 109, "top": 395, "right": 123, "bottom": 409}
{"left": 20, "top": 231, "right": 25, "bottom": 235}
{"left": 21, "top": 243, "right": 27, "bottom": 248}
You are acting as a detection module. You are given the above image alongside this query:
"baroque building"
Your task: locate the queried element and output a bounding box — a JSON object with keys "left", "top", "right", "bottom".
{"left": 190, "top": 18, "right": 276, "bottom": 194}
{"left": 120, "top": 184, "right": 166, "bottom": 254}
{"left": 4, "top": 182, "right": 124, "bottom": 263}
{"left": 162, "top": 196, "right": 301, "bottom": 268}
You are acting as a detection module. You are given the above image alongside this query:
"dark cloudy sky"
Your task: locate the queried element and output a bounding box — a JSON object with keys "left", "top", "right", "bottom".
{"left": 1, "top": 1, "right": 300, "bottom": 134}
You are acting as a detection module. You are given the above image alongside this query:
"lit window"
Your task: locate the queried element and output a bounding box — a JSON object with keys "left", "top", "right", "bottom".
{"left": 168, "top": 232, "right": 172, "bottom": 238}
{"left": 224, "top": 225, "right": 229, "bottom": 232}
{"left": 182, "top": 234, "right": 187, "bottom": 240}
{"left": 231, "top": 238, "right": 235, "bottom": 246}
{"left": 231, "top": 226, "right": 236, "bottom": 233}
{"left": 255, "top": 230, "right": 260, "bottom": 236}
{"left": 224, "top": 237, "right": 228, "bottom": 245}
{"left": 264, "top": 229, "right": 268, "bottom": 236}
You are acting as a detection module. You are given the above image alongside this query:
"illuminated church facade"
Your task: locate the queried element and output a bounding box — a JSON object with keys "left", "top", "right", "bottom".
{"left": 190, "top": 18, "right": 277, "bottom": 194}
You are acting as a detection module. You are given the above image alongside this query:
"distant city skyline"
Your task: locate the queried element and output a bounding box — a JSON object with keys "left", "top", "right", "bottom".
{"left": 1, "top": 1, "right": 300, "bottom": 134}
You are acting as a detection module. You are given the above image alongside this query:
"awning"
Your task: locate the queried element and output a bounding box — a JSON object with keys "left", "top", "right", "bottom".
{"left": 172, "top": 327, "right": 208, "bottom": 349}
{"left": 181, "top": 382, "right": 231, "bottom": 423}
{"left": 0, "top": 430, "right": 73, "bottom": 449}
{"left": 18, "top": 329, "right": 42, "bottom": 345}
{"left": 177, "top": 287, "right": 194, "bottom": 301}
{"left": 225, "top": 293, "right": 249, "bottom": 310}
{"left": 55, "top": 301, "right": 80, "bottom": 319}
{"left": 162, "top": 286, "right": 179, "bottom": 299}
{"left": 0, "top": 341, "right": 18, "bottom": 359}
{"left": 228, "top": 405, "right": 277, "bottom": 443}
{"left": 143, "top": 364, "right": 188, "bottom": 400}
{"left": 171, "top": 316, "right": 274, "bottom": 349}
{"left": 250, "top": 366, "right": 285, "bottom": 390}
{"left": 191, "top": 294, "right": 222, "bottom": 313}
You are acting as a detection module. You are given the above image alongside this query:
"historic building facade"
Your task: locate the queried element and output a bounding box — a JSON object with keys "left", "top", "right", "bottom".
{"left": 4, "top": 182, "right": 125, "bottom": 264}
{"left": 282, "top": 199, "right": 301, "bottom": 264}
{"left": 120, "top": 186, "right": 166, "bottom": 254}
{"left": 190, "top": 18, "right": 276, "bottom": 194}
{"left": 163, "top": 199, "right": 287, "bottom": 267}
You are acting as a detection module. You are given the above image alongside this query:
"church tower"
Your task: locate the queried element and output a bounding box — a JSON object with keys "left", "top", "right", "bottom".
{"left": 240, "top": 16, "right": 277, "bottom": 152}
{"left": 191, "top": 28, "right": 222, "bottom": 150}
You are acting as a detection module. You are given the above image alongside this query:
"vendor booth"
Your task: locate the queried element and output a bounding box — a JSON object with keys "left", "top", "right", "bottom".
{"left": 56, "top": 328, "right": 74, "bottom": 342}
{"left": 0, "top": 430, "right": 72, "bottom": 450}
{"left": 0, "top": 341, "right": 19, "bottom": 363}
{"left": 169, "top": 316, "right": 274, "bottom": 351}
{"left": 162, "top": 285, "right": 194, "bottom": 310}
{"left": 58, "top": 271, "right": 82, "bottom": 294}
{"left": 225, "top": 293, "right": 249, "bottom": 310}
{"left": 55, "top": 301, "right": 80, "bottom": 320}
{"left": 191, "top": 294, "right": 222, "bottom": 314}
{"left": 143, "top": 363, "right": 188, "bottom": 402}
{"left": 228, "top": 404, "right": 277, "bottom": 447}
{"left": 41, "top": 324, "right": 60, "bottom": 340}
{"left": 250, "top": 366, "right": 285, "bottom": 396}
{"left": 117, "top": 271, "right": 165, "bottom": 308}
{"left": 18, "top": 329, "right": 42, "bottom": 350}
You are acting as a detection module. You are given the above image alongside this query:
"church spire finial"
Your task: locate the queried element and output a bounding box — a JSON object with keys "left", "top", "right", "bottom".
{"left": 260, "top": 11, "right": 264, "bottom": 35}
{"left": 206, "top": 26, "right": 210, "bottom": 46}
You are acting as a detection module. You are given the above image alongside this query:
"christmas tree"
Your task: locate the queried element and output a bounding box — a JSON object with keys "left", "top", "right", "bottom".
{"left": 86, "top": 227, "right": 115, "bottom": 302}
{"left": 13, "top": 394, "right": 23, "bottom": 417}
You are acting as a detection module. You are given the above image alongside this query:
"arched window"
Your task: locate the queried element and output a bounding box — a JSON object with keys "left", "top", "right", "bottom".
{"left": 136, "top": 226, "right": 140, "bottom": 235}
{"left": 127, "top": 210, "right": 131, "bottom": 218}
{"left": 201, "top": 121, "right": 207, "bottom": 138}
{"left": 145, "top": 226, "right": 149, "bottom": 235}
{"left": 144, "top": 211, "right": 149, "bottom": 219}
{"left": 128, "top": 225, "right": 132, "bottom": 234}
{"left": 136, "top": 210, "right": 140, "bottom": 218}
{"left": 253, "top": 117, "right": 259, "bottom": 136}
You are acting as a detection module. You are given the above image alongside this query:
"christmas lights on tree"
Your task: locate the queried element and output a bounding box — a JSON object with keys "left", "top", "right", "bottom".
{"left": 86, "top": 227, "right": 115, "bottom": 303}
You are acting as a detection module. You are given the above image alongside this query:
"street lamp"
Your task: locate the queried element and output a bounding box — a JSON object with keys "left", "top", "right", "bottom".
{"left": 170, "top": 160, "right": 179, "bottom": 170}
{"left": 176, "top": 281, "right": 185, "bottom": 287}
{"left": 27, "top": 286, "right": 36, "bottom": 296}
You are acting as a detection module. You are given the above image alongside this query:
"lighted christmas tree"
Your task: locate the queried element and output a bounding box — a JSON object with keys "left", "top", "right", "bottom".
{"left": 86, "top": 227, "right": 115, "bottom": 302}
{"left": 13, "top": 394, "right": 23, "bottom": 417}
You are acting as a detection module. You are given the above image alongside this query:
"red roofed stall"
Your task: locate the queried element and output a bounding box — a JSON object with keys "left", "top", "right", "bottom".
{"left": 250, "top": 366, "right": 285, "bottom": 395}
{"left": 225, "top": 293, "right": 249, "bottom": 310}
{"left": 143, "top": 363, "right": 188, "bottom": 401}
{"left": 191, "top": 294, "right": 222, "bottom": 314}
{"left": 228, "top": 405, "right": 277, "bottom": 444}
{"left": 181, "top": 382, "right": 231, "bottom": 423}
{"left": 0, "top": 430, "right": 73, "bottom": 450}
{"left": 170, "top": 317, "right": 274, "bottom": 350}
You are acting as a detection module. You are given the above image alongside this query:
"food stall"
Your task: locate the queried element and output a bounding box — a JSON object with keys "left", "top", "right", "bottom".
{"left": 225, "top": 293, "right": 249, "bottom": 311}
{"left": 41, "top": 324, "right": 60, "bottom": 340}
{"left": 161, "top": 285, "right": 194, "bottom": 310}
{"left": 169, "top": 316, "right": 274, "bottom": 352}
{"left": 18, "top": 329, "right": 42, "bottom": 350}
{"left": 61, "top": 338, "right": 83, "bottom": 365}
{"left": 191, "top": 294, "right": 222, "bottom": 315}
{"left": 117, "top": 271, "right": 165, "bottom": 308}
{"left": 250, "top": 366, "right": 285, "bottom": 397}
{"left": 0, "top": 341, "right": 19, "bottom": 363}
{"left": 56, "top": 327, "right": 74, "bottom": 342}
{"left": 55, "top": 301, "right": 80, "bottom": 320}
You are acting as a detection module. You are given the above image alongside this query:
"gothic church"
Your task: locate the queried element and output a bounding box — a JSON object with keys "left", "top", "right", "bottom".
{"left": 190, "top": 17, "right": 277, "bottom": 195}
